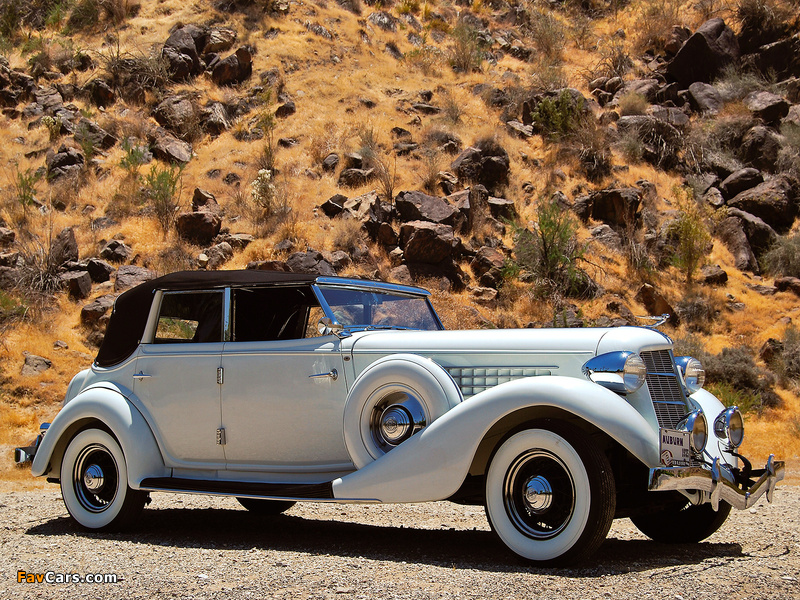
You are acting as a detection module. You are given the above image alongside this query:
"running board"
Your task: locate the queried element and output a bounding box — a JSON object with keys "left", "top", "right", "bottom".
{"left": 139, "top": 477, "right": 334, "bottom": 500}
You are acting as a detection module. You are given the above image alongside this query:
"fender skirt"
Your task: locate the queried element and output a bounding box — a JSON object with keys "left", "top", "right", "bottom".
{"left": 332, "top": 375, "right": 660, "bottom": 503}
{"left": 31, "top": 383, "right": 167, "bottom": 487}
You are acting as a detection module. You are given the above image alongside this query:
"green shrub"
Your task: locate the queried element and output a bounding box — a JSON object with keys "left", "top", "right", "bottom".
{"left": 449, "top": 23, "right": 486, "bottom": 73}
{"left": 764, "top": 232, "right": 800, "bottom": 278}
{"left": 526, "top": 7, "right": 566, "bottom": 62}
{"left": 143, "top": 163, "right": 182, "bottom": 234}
{"left": 531, "top": 89, "right": 584, "bottom": 138}
{"left": 704, "top": 347, "right": 780, "bottom": 411}
{"left": 668, "top": 187, "right": 712, "bottom": 284}
{"left": 0, "top": 290, "right": 28, "bottom": 323}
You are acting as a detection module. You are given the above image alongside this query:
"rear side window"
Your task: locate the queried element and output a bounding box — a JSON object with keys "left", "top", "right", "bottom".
{"left": 232, "top": 286, "right": 319, "bottom": 342}
{"left": 154, "top": 291, "right": 224, "bottom": 343}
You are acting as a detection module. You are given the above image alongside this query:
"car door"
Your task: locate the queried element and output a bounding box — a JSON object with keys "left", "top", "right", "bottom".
{"left": 219, "top": 286, "right": 352, "bottom": 472}
{"left": 132, "top": 289, "right": 226, "bottom": 468}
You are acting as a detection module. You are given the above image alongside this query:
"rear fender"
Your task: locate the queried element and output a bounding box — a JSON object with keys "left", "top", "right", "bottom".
{"left": 31, "top": 383, "right": 168, "bottom": 488}
{"left": 332, "top": 376, "right": 659, "bottom": 502}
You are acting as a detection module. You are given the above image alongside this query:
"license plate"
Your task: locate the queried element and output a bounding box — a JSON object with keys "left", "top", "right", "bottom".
{"left": 659, "top": 428, "right": 692, "bottom": 467}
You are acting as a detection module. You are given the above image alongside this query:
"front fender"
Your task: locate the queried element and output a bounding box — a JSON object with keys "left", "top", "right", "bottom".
{"left": 332, "top": 375, "right": 660, "bottom": 502}
{"left": 31, "top": 383, "right": 168, "bottom": 488}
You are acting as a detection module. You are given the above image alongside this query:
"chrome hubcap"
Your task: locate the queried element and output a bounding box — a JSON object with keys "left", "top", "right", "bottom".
{"left": 523, "top": 475, "right": 553, "bottom": 513}
{"left": 370, "top": 390, "right": 427, "bottom": 453}
{"left": 83, "top": 464, "right": 105, "bottom": 492}
{"left": 379, "top": 405, "right": 413, "bottom": 445}
{"left": 503, "top": 449, "right": 575, "bottom": 540}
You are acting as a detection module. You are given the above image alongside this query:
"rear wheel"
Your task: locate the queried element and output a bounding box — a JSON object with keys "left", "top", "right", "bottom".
{"left": 236, "top": 497, "right": 296, "bottom": 515}
{"left": 60, "top": 428, "right": 147, "bottom": 531}
{"left": 484, "top": 422, "right": 615, "bottom": 565}
{"left": 631, "top": 500, "right": 732, "bottom": 543}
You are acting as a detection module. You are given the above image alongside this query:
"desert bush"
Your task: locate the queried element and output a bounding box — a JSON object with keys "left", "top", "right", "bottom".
{"left": 633, "top": 0, "right": 681, "bottom": 54}
{"left": 618, "top": 91, "right": 648, "bottom": 116}
{"left": 449, "top": 23, "right": 486, "bottom": 73}
{"left": 255, "top": 89, "right": 277, "bottom": 172}
{"left": 67, "top": 0, "right": 139, "bottom": 30}
{"left": 777, "top": 122, "right": 800, "bottom": 181}
{"left": 440, "top": 88, "right": 463, "bottom": 125}
{"left": 397, "top": 0, "right": 420, "bottom": 13}
{"left": 589, "top": 39, "right": 632, "bottom": 80}
{"left": 529, "top": 55, "right": 568, "bottom": 92}
{"left": 12, "top": 165, "right": 42, "bottom": 223}
{"left": 713, "top": 64, "right": 776, "bottom": 103}
{"left": 675, "top": 292, "right": 718, "bottom": 332}
{"left": 763, "top": 232, "right": 800, "bottom": 278}
{"left": 118, "top": 137, "right": 148, "bottom": 178}
{"left": 250, "top": 168, "right": 277, "bottom": 217}
{"left": 405, "top": 42, "right": 445, "bottom": 76}
{"left": 668, "top": 186, "right": 712, "bottom": 284}
{"left": 330, "top": 218, "right": 363, "bottom": 252}
{"left": 417, "top": 148, "right": 443, "bottom": 194}
{"left": 143, "top": 163, "right": 182, "bottom": 235}
{"left": 526, "top": 7, "right": 566, "bottom": 62}
{"left": 0, "top": 290, "right": 28, "bottom": 324}
{"left": 569, "top": 12, "right": 595, "bottom": 50}
{"left": 704, "top": 347, "right": 780, "bottom": 412}
{"left": 684, "top": 115, "right": 752, "bottom": 174}
{"left": 99, "top": 47, "right": 170, "bottom": 102}
{"left": 574, "top": 121, "right": 612, "bottom": 182}
{"left": 531, "top": 89, "right": 585, "bottom": 138}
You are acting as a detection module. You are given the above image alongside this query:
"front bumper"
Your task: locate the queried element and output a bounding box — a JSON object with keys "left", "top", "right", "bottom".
{"left": 13, "top": 424, "right": 49, "bottom": 465}
{"left": 649, "top": 454, "right": 785, "bottom": 511}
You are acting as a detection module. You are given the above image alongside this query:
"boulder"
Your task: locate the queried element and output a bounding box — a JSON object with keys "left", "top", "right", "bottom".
{"left": 80, "top": 294, "right": 116, "bottom": 326}
{"left": 698, "top": 264, "right": 728, "bottom": 285}
{"left": 590, "top": 224, "right": 623, "bottom": 251}
{"left": 203, "top": 241, "right": 233, "bottom": 269}
{"left": 715, "top": 216, "right": 759, "bottom": 272}
{"left": 211, "top": 47, "right": 253, "bottom": 86}
{"left": 451, "top": 140, "right": 510, "bottom": 193}
{"left": 666, "top": 18, "right": 739, "bottom": 88}
{"left": 719, "top": 168, "right": 763, "bottom": 200}
{"left": 487, "top": 197, "right": 518, "bottom": 221}
{"left": 151, "top": 131, "right": 192, "bottom": 163}
{"left": 154, "top": 95, "right": 198, "bottom": 139}
{"left": 275, "top": 100, "right": 296, "bottom": 118}
{"left": 727, "top": 176, "right": 798, "bottom": 233}
{"left": 192, "top": 188, "right": 221, "bottom": 215}
{"left": 50, "top": 227, "right": 78, "bottom": 266}
{"left": 775, "top": 277, "right": 800, "bottom": 296}
{"left": 726, "top": 207, "right": 778, "bottom": 256}
{"left": 322, "top": 153, "right": 340, "bottom": 172}
{"left": 201, "top": 102, "right": 231, "bottom": 135}
{"left": 740, "top": 126, "right": 784, "bottom": 172}
{"left": 744, "top": 91, "right": 790, "bottom": 125}
{"left": 114, "top": 265, "right": 156, "bottom": 292}
{"left": 395, "top": 190, "right": 463, "bottom": 228}
{"left": 320, "top": 193, "right": 347, "bottom": 218}
{"left": 400, "top": 221, "right": 459, "bottom": 264}
{"left": 86, "top": 258, "right": 115, "bottom": 283}
{"left": 74, "top": 118, "right": 117, "bottom": 150}
{"left": 205, "top": 27, "right": 237, "bottom": 53}
{"left": 176, "top": 211, "right": 222, "bottom": 245}
{"left": 87, "top": 78, "right": 115, "bottom": 107}
{"left": 0, "top": 227, "right": 14, "bottom": 247}
{"left": 367, "top": 11, "right": 398, "bottom": 32}
{"left": 635, "top": 284, "right": 679, "bottom": 325}
{"left": 46, "top": 145, "right": 84, "bottom": 180}
{"left": 162, "top": 25, "right": 206, "bottom": 80}
{"left": 246, "top": 260, "right": 290, "bottom": 272}
{"left": 59, "top": 270, "right": 92, "bottom": 300}
{"left": 21, "top": 352, "right": 52, "bottom": 376}
{"left": 286, "top": 250, "right": 336, "bottom": 276}
{"left": 100, "top": 240, "right": 133, "bottom": 263}
{"left": 583, "top": 188, "right": 641, "bottom": 226}
{"left": 687, "top": 82, "right": 722, "bottom": 114}
{"left": 338, "top": 168, "right": 375, "bottom": 188}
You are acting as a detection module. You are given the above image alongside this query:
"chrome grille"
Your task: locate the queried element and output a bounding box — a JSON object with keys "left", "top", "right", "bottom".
{"left": 640, "top": 350, "right": 688, "bottom": 429}
{"left": 447, "top": 367, "right": 550, "bottom": 398}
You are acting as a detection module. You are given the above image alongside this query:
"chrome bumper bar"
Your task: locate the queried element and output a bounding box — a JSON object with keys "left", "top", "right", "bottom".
{"left": 13, "top": 423, "right": 49, "bottom": 465}
{"left": 649, "top": 454, "right": 785, "bottom": 511}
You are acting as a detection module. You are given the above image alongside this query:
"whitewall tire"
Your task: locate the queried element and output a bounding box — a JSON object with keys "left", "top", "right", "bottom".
{"left": 60, "top": 428, "right": 147, "bottom": 531}
{"left": 484, "top": 422, "right": 615, "bottom": 565}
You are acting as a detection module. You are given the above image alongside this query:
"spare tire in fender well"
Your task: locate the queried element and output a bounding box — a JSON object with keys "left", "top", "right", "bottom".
{"left": 343, "top": 354, "right": 463, "bottom": 469}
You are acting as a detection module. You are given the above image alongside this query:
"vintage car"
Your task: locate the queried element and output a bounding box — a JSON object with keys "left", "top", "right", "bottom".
{"left": 15, "top": 271, "right": 785, "bottom": 564}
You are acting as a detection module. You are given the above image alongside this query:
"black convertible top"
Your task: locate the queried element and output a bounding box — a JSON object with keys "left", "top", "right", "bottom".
{"left": 95, "top": 270, "right": 316, "bottom": 368}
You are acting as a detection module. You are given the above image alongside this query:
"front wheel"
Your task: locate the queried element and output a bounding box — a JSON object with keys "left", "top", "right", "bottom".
{"left": 484, "top": 422, "right": 615, "bottom": 565}
{"left": 60, "top": 428, "right": 147, "bottom": 531}
{"left": 631, "top": 500, "right": 732, "bottom": 543}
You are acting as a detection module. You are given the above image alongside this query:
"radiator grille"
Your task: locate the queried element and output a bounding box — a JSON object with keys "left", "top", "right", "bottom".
{"left": 641, "top": 350, "right": 688, "bottom": 429}
{"left": 447, "top": 367, "right": 550, "bottom": 398}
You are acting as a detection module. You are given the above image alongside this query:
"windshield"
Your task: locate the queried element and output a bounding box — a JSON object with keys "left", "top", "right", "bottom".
{"left": 316, "top": 286, "right": 442, "bottom": 331}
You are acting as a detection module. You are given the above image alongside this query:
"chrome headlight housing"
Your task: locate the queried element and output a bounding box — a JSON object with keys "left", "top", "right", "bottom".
{"left": 714, "top": 406, "right": 744, "bottom": 448}
{"left": 582, "top": 351, "right": 647, "bottom": 394}
{"left": 674, "top": 356, "right": 705, "bottom": 393}
{"left": 677, "top": 410, "right": 708, "bottom": 454}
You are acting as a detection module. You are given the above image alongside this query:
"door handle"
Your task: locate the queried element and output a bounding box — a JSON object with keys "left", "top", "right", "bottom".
{"left": 133, "top": 371, "right": 152, "bottom": 381}
{"left": 309, "top": 369, "right": 338, "bottom": 381}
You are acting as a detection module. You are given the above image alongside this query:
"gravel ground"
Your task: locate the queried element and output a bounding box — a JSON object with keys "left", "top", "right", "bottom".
{"left": 1, "top": 486, "right": 798, "bottom": 599}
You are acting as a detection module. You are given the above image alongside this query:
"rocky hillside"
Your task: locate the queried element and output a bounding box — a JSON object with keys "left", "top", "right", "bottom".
{"left": 1, "top": 0, "right": 799, "bottom": 477}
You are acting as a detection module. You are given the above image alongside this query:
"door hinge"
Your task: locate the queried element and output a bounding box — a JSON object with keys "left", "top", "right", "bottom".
{"left": 216, "top": 427, "right": 226, "bottom": 445}
{"left": 217, "top": 367, "right": 224, "bottom": 385}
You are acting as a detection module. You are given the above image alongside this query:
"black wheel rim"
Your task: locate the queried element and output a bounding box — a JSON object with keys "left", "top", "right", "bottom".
{"left": 72, "top": 443, "right": 119, "bottom": 513}
{"left": 502, "top": 449, "right": 575, "bottom": 540}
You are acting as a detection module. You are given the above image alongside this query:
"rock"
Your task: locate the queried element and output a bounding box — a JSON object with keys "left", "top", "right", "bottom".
{"left": 46, "top": 145, "right": 84, "bottom": 180}
{"left": 87, "top": 78, "right": 115, "bottom": 107}
{"left": 666, "top": 18, "right": 739, "bottom": 88}
{"left": 204, "top": 241, "right": 233, "bottom": 269}
{"left": 583, "top": 188, "right": 641, "bottom": 226}
{"left": 487, "top": 197, "right": 518, "bottom": 221}
{"left": 470, "top": 286, "right": 498, "bottom": 307}
{"left": 202, "top": 102, "right": 231, "bottom": 135}
{"left": 635, "top": 284, "right": 679, "bottom": 326}
{"left": 215, "top": 233, "right": 254, "bottom": 250}
{"left": 716, "top": 216, "right": 759, "bottom": 272}
{"left": 114, "top": 265, "right": 156, "bottom": 292}
{"left": 275, "top": 100, "right": 296, "bottom": 118}
{"left": 470, "top": 246, "right": 504, "bottom": 278}
{"left": 0, "top": 227, "right": 14, "bottom": 247}
{"left": 176, "top": 211, "right": 222, "bottom": 245}
{"left": 400, "top": 221, "right": 459, "bottom": 264}
{"left": 286, "top": 250, "right": 336, "bottom": 276}
{"left": 338, "top": 168, "right": 375, "bottom": 188}
{"left": 747, "top": 283, "right": 777, "bottom": 295}
{"left": 506, "top": 121, "right": 533, "bottom": 138}
{"left": 100, "top": 240, "right": 133, "bottom": 263}
{"left": 719, "top": 168, "right": 763, "bottom": 200}
{"left": 50, "top": 227, "right": 78, "bottom": 266}
{"left": 162, "top": 25, "right": 206, "bottom": 80}
{"left": 775, "top": 276, "right": 800, "bottom": 296}
{"left": 0, "top": 251, "right": 19, "bottom": 267}
{"left": 154, "top": 95, "right": 198, "bottom": 139}
{"left": 59, "top": 270, "right": 92, "bottom": 299}
{"left": 405, "top": 260, "right": 466, "bottom": 291}
{"left": 395, "top": 190, "right": 463, "bottom": 228}
{"left": 86, "top": 258, "right": 115, "bottom": 283}
{"left": 388, "top": 264, "right": 413, "bottom": 286}
{"left": 322, "top": 250, "right": 351, "bottom": 271}
{"left": 622, "top": 78, "right": 660, "bottom": 102}
{"left": 367, "top": 11, "right": 398, "bottom": 31}
{"left": 451, "top": 140, "right": 510, "bottom": 193}
{"left": 246, "top": 260, "right": 290, "bottom": 272}
{"left": 726, "top": 207, "right": 778, "bottom": 257}
{"left": 727, "top": 176, "right": 798, "bottom": 232}
{"left": 321, "top": 194, "right": 347, "bottom": 218}
{"left": 665, "top": 25, "right": 692, "bottom": 55}
{"left": 205, "top": 27, "right": 237, "bottom": 53}
{"left": 590, "top": 224, "right": 623, "bottom": 251}
{"left": 192, "top": 188, "right": 221, "bottom": 215}
{"left": 21, "top": 352, "right": 51, "bottom": 376}
{"left": 211, "top": 47, "right": 253, "bottom": 86}
{"left": 151, "top": 131, "right": 192, "bottom": 163}
{"left": 411, "top": 102, "right": 440, "bottom": 115}
{"left": 740, "top": 126, "right": 784, "bottom": 172}
{"left": 744, "top": 91, "right": 790, "bottom": 125}
{"left": 322, "top": 153, "right": 340, "bottom": 172}
{"left": 615, "top": 115, "right": 682, "bottom": 168}
{"left": 687, "top": 82, "right": 722, "bottom": 114}
{"left": 759, "top": 337, "right": 784, "bottom": 363}
{"left": 647, "top": 105, "right": 690, "bottom": 129}
{"left": 74, "top": 118, "right": 117, "bottom": 150}
{"left": 699, "top": 264, "right": 728, "bottom": 285}
{"left": 749, "top": 36, "right": 800, "bottom": 83}
{"left": 377, "top": 222, "right": 398, "bottom": 247}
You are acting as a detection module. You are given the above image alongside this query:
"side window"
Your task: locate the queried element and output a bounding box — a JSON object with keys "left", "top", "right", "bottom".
{"left": 155, "top": 291, "right": 223, "bottom": 343}
{"left": 232, "top": 286, "right": 319, "bottom": 342}
{"left": 304, "top": 306, "right": 326, "bottom": 338}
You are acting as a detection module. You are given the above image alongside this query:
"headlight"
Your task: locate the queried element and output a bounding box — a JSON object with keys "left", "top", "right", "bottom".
{"left": 582, "top": 352, "right": 647, "bottom": 394}
{"left": 674, "top": 356, "right": 705, "bottom": 393}
{"left": 714, "top": 406, "right": 744, "bottom": 448}
{"left": 678, "top": 410, "right": 708, "bottom": 453}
